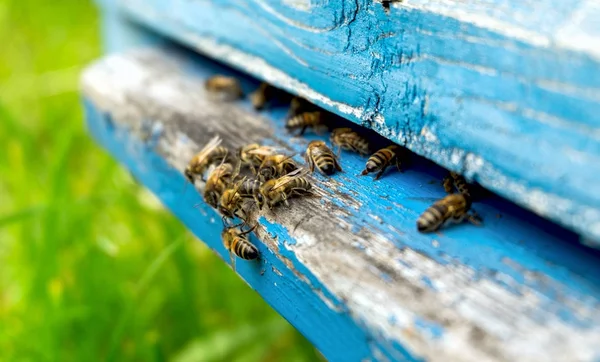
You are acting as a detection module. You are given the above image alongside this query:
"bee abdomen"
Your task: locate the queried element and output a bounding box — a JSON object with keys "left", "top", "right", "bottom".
{"left": 233, "top": 238, "right": 259, "bottom": 260}
{"left": 366, "top": 149, "right": 391, "bottom": 171}
{"left": 295, "top": 177, "right": 312, "bottom": 191}
{"left": 239, "top": 179, "right": 262, "bottom": 197}
{"left": 316, "top": 155, "right": 336, "bottom": 174}
{"left": 286, "top": 112, "right": 320, "bottom": 129}
{"left": 417, "top": 202, "right": 448, "bottom": 232}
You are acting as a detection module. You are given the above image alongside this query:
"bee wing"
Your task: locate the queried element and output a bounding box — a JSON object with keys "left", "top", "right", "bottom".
{"left": 272, "top": 168, "right": 310, "bottom": 189}
{"left": 247, "top": 146, "right": 287, "bottom": 156}
{"left": 233, "top": 176, "right": 247, "bottom": 193}
{"left": 195, "top": 135, "right": 223, "bottom": 160}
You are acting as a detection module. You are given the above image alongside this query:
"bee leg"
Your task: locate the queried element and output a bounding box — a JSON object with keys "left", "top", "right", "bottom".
{"left": 280, "top": 193, "right": 290, "bottom": 207}
{"left": 395, "top": 158, "right": 403, "bottom": 172}
{"left": 239, "top": 223, "right": 258, "bottom": 236}
{"left": 466, "top": 211, "right": 483, "bottom": 226}
{"left": 374, "top": 165, "right": 389, "bottom": 181}
{"left": 299, "top": 125, "right": 308, "bottom": 135}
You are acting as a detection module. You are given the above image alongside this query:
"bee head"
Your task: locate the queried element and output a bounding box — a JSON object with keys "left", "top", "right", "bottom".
{"left": 184, "top": 167, "right": 194, "bottom": 184}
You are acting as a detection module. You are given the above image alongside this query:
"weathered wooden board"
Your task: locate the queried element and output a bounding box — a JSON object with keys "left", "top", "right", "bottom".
{"left": 95, "top": 0, "right": 600, "bottom": 247}
{"left": 81, "top": 48, "right": 600, "bottom": 362}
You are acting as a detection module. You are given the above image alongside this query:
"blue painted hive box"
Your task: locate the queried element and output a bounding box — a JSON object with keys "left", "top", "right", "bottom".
{"left": 82, "top": 1, "right": 600, "bottom": 361}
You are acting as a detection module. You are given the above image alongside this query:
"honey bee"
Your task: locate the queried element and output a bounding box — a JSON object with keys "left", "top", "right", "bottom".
{"left": 222, "top": 225, "right": 259, "bottom": 269}
{"left": 185, "top": 136, "right": 230, "bottom": 183}
{"left": 238, "top": 144, "right": 283, "bottom": 173}
{"left": 288, "top": 96, "right": 317, "bottom": 118}
{"left": 286, "top": 111, "right": 323, "bottom": 135}
{"left": 260, "top": 169, "right": 313, "bottom": 209}
{"left": 416, "top": 193, "right": 481, "bottom": 233}
{"left": 443, "top": 171, "right": 472, "bottom": 198}
{"left": 204, "top": 162, "right": 235, "bottom": 208}
{"left": 257, "top": 154, "right": 298, "bottom": 181}
{"left": 237, "top": 177, "right": 265, "bottom": 207}
{"left": 205, "top": 75, "right": 243, "bottom": 101}
{"left": 330, "top": 128, "right": 370, "bottom": 156}
{"left": 360, "top": 145, "right": 402, "bottom": 180}
{"left": 305, "top": 140, "right": 342, "bottom": 176}
{"left": 219, "top": 177, "right": 264, "bottom": 222}
{"left": 250, "top": 82, "right": 289, "bottom": 110}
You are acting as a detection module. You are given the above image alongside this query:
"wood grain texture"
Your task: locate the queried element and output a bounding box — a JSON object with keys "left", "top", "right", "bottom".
{"left": 81, "top": 48, "right": 600, "bottom": 362}
{"left": 95, "top": 0, "right": 600, "bottom": 246}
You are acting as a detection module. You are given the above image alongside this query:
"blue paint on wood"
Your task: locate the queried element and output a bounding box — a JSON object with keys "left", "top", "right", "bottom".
{"left": 83, "top": 101, "right": 422, "bottom": 362}
{"left": 98, "top": 0, "right": 600, "bottom": 245}
{"left": 82, "top": 45, "right": 600, "bottom": 359}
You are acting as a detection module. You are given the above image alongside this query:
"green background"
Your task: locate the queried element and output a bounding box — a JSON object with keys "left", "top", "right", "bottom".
{"left": 0, "top": 1, "right": 320, "bottom": 360}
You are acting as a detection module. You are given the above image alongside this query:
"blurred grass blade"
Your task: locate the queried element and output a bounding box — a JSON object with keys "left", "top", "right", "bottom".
{"left": 134, "top": 236, "right": 186, "bottom": 295}
{"left": 107, "top": 236, "right": 186, "bottom": 361}
{"left": 173, "top": 318, "right": 287, "bottom": 362}
{"left": 0, "top": 205, "right": 47, "bottom": 228}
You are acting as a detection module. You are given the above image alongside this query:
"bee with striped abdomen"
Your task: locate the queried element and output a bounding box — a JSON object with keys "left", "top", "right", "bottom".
{"left": 238, "top": 144, "right": 284, "bottom": 174}
{"left": 443, "top": 171, "right": 472, "bottom": 198}
{"left": 360, "top": 145, "right": 402, "bottom": 180}
{"left": 185, "top": 136, "right": 230, "bottom": 183}
{"left": 416, "top": 193, "right": 481, "bottom": 233}
{"left": 205, "top": 75, "right": 243, "bottom": 101}
{"left": 257, "top": 154, "right": 298, "bottom": 181}
{"left": 305, "top": 140, "right": 342, "bottom": 176}
{"left": 204, "top": 162, "right": 236, "bottom": 208}
{"left": 286, "top": 111, "right": 323, "bottom": 135}
{"left": 330, "top": 128, "right": 370, "bottom": 156}
{"left": 260, "top": 169, "right": 313, "bottom": 210}
{"left": 222, "top": 224, "right": 259, "bottom": 270}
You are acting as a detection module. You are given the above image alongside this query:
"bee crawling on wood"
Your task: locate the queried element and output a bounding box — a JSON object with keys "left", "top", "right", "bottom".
{"left": 305, "top": 140, "right": 342, "bottom": 176}
{"left": 238, "top": 144, "right": 285, "bottom": 174}
{"left": 220, "top": 177, "right": 264, "bottom": 224}
{"left": 286, "top": 111, "right": 325, "bottom": 135}
{"left": 443, "top": 171, "right": 472, "bottom": 198}
{"left": 416, "top": 193, "right": 482, "bottom": 233}
{"left": 185, "top": 135, "right": 230, "bottom": 183}
{"left": 204, "top": 162, "right": 236, "bottom": 209}
{"left": 330, "top": 127, "right": 370, "bottom": 156}
{"left": 249, "top": 82, "right": 290, "bottom": 110}
{"left": 205, "top": 75, "right": 244, "bottom": 101}
{"left": 257, "top": 154, "right": 298, "bottom": 181}
{"left": 360, "top": 145, "right": 403, "bottom": 180}
{"left": 222, "top": 224, "right": 259, "bottom": 270}
{"left": 260, "top": 168, "right": 314, "bottom": 210}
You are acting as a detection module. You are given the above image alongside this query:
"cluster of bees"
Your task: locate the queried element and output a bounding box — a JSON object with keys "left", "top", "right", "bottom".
{"left": 195, "top": 75, "right": 482, "bottom": 267}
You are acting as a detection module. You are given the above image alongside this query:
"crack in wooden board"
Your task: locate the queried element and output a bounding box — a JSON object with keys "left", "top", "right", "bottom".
{"left": 95, "top": 0, "right": 600, "bottom": 246}
{"left": 81, "top": 48, "right": 600, "bottom": 362}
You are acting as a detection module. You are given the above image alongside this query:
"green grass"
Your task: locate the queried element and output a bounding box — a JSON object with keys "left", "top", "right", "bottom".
{"left": 0, "top": 1, "right": 320, "bottom": 361}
